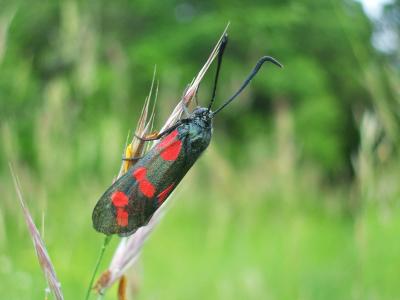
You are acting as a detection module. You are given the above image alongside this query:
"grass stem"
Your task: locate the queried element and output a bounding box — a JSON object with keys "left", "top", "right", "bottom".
{"left": 85, "top": 235, "right": 112, "bottom": 300}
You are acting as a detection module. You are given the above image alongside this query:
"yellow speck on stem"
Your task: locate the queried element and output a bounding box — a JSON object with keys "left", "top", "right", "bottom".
{"left": 123, "top": 143, "right": 134, "bottom": 173}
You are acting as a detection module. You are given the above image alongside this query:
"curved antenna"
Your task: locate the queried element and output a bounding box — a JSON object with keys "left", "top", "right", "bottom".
{"left": 212, "top": 56, "right": 283, "bottom": 116}
{"left": 207, "top": 33, "right": 228, "bottom": 113}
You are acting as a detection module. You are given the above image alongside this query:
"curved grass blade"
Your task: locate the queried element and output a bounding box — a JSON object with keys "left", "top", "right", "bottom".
{"left": 10, "top": 164, "right": 64, "bottom": 300}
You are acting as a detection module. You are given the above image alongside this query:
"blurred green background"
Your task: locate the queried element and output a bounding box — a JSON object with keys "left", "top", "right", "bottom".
{"left": 1, "top": 0, "right": 399, "bottom": 299}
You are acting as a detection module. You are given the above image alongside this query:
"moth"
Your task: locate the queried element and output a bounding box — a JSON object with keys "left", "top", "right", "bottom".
{"left": 92, "top": 35, "right": 282, "bottom": 236}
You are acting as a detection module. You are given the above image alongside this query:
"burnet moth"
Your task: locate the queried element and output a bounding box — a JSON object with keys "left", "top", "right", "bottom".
{"left": 92, "top": 35, "right": 282, "bottom": 236}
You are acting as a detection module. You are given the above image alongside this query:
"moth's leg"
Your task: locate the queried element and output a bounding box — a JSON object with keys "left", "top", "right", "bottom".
{"left": 134, "top": 131, "right": 162, "bottom": 141}
{"left": 135, "top": 131, "right": 160, "bottom": 141}
{"left": 122, "top": 156, "right": 142, "bottom": 162}
{"left": 134, "top": 121, "right": 183, "bottom": 141}
{"left": 179, "top": 84, "right": 192, "bottom": 118}
{"left": 194, "top": 91, "right": 200, "bottom": 107}
{"left": 182, "top": 101, "right": 190, "bottom": 118}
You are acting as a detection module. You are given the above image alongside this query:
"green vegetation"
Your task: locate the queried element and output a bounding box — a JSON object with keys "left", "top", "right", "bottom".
{"left": 0, "top": 0, "right": 399, "bottom": 299}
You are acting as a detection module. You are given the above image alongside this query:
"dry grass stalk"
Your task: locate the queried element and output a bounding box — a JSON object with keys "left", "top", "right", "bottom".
{"left": 94, "top": 26, "right": 229, "bottom": 294}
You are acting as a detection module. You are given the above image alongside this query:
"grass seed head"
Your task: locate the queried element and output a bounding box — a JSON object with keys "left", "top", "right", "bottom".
{"left": 94, "top": 27, "right": 229, "bottom": 293}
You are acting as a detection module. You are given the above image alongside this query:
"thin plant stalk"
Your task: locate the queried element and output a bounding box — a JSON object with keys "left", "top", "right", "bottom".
{"left": 85, "top": 235, "right": 113, "bottom": 300}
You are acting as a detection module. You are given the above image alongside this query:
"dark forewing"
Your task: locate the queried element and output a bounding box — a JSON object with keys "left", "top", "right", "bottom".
{"left": 92, "top": 128, "right": 194, "bottom": 236}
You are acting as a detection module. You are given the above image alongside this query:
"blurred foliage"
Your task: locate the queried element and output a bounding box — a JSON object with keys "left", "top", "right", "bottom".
{"left": 0, "top": 0, "right": 382, "bottom": 177}
{"left": 0, "top": 0, "right": 399, "bottom": 299}
{"left": 380, "top": 0, "right": 400, "bottom": 63}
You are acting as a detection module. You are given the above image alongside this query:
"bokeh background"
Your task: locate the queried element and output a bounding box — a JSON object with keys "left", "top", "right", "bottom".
{"left": 1, "top": 0, "right": 399, "bottom": 299}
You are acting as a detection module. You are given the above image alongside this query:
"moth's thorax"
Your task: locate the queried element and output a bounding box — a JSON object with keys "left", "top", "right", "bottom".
{"left": 179, "top": 109, "right": 213, "bottom": 157}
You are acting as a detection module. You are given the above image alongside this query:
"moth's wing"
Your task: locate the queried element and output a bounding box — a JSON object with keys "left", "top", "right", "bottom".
{"left": 92, "top": 171, "right": 149, "bottom": 236}
{"left": 92, "top": 128, "right": 190, "bottom": 236}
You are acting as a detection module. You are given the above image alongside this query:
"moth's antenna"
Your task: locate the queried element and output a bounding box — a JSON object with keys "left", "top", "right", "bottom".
{"left": 207, "top": 33, "right": 228, "bottom": 113}
{"left": 212, "top": 56, "right": 282, "bottom": 116}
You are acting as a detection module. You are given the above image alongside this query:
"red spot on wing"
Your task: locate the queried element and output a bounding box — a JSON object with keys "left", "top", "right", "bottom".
{"left": 160, "top": 140, "right": 182, "bottom": 161}
{"left": 132, "top": 167, "right": 155, "bottom": 197}
{"left": 111, "top": 191, "right": 129, "bottom": 227}
{"left": 158, "top": 130, "right": 182, "bottom": 161}
{"left": 158, "top": 129, "right": 178, "bottom": 149}
{"left": 111, "top": 191, "right": 129, "bottom": 207}
{"left": 138, "top": 181, "right": 155, "bottom": 198}
{"left": 157, "top": 184, "right": 175, "bottom": 205}
{"left": 116, "top": 208, "right": 128, "bottom": 227}
{"left": 133, "top": 167, "right": 146, "bottom": 180}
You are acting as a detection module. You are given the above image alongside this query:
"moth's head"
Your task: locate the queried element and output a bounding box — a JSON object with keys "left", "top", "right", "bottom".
{"left": 191, "top": 107, "right": 213, "bottom": 127}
